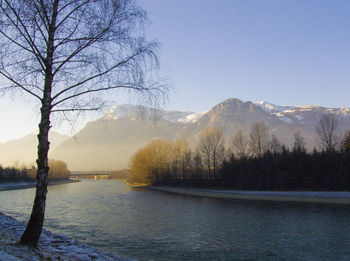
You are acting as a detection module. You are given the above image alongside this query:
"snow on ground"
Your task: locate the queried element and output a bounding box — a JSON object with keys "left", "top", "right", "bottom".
{"left": 0, "top": 212, "right": 130, "bottom": 261}
{"left": 212, "top": 190, "right": 350, "bottom": 198}
{"left": 148, "top": 186, "right": 350, "bottom": 204}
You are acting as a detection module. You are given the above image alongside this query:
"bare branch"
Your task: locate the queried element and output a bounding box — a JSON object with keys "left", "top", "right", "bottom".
{"left": 55, "top": 0, "right": 90, "bottom": 30}
{"left": 0, "top": 70, "right": 41, "bottom": 100}
{"left": 52, "top": 107, "right": 101, "bottom": 112}
{"left": 2, "top": 0, "right": 46, "bottom": 69}
{"left": 52, "top": 84, "right": 145, "bottom": 108}
{"left": 51, "top": 48, "right": 148, "bottom": 102}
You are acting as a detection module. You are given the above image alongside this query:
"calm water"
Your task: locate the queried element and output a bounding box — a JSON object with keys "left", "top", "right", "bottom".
{"left": 1, "top": 180, "right": 350, "bottom": 260}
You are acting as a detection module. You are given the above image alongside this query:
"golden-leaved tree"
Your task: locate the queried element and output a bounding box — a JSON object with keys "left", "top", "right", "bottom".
{"left": 129, "top": 139, "right": 175, "bottom": 185}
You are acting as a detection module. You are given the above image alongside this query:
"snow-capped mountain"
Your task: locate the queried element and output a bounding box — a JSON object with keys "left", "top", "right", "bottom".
{"left": 255, "top": 101, "right": 350, "bottom": 126}
{"left": 103, "top": 104, "right": 207, "bottom": 123}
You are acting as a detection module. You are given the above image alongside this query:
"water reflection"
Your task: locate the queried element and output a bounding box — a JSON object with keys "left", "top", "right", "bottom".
{"left": 1, "top": 180, "right": 350, "bottom": 260}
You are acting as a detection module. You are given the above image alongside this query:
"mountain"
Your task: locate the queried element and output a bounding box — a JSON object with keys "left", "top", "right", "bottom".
{"left": 193, "top": 98, "right": 288, "bottom": 135}
{"left": 0, "top": 132, "right": 69, "bottom": 167}
{"left": 189, "top": 98, "right": 326, "bottom": 149}
{"left": 3, "top": 98, "right": 350, "bottom": 171}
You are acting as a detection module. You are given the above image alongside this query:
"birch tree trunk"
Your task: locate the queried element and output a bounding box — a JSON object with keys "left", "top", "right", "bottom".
{"left": 20, "top": 2, "right": 57, "bottom": 246}
{"left": 19, "top": 103, "right": 51, "bottom": 246}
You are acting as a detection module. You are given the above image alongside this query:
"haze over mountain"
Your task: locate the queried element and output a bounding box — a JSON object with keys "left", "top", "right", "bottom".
{"left": 2, "top": 98, "right": 350, "bottom": 171}
{"left": 0, "top": 131, "right": 69, "bottom": 168}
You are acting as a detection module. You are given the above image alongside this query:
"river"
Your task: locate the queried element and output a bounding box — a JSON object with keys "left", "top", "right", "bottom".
{"left": 1, "top": 179, "right": 350, "bottom": 260}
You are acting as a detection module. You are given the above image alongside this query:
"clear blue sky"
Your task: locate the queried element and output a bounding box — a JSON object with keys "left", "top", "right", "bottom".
{"left": 1, "top": 0, "right": 350, "bottom": 141}
{"left": 139, "top": 0, "right": 350, "bottom": 112}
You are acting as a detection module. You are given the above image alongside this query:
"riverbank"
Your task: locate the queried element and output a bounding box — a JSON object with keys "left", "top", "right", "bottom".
{"left": 146, "top": 186, "right": 350, "bottom": 204}
{"left": 0, "top": 179, "right": 79, "bottom": 192}
{"left": 0, "top": 212, "right": 129, "bottom": 260}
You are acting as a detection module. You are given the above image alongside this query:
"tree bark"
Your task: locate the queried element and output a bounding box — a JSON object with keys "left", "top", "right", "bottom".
{"left": 19, "top": 102, "right": 51, "bottom": 247}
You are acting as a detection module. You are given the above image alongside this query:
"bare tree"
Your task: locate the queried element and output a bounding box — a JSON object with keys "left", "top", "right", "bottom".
{"left": 342, "top": 130, "right": 350, "bottom": 152}
{"left": 315, "top": 113, "right": 339, "bottom": 152}
{"left": 198, "top": 127, "right": 224, "bottom": 177}
{"left": 249, "top": 122, "right": 269, "bottom": 157}
{"left": 269, "top": 134, "right": 282, "bottom": 154}
{"left": 174, "top": 138, "right": 190, "bottom": 179}
{"left": 293, "top": 130, "right": 306, "bottom": 153}
{"left": 231, "top": 129, "right": 249, "bottom": 159}
{"left": 0, "top": 0, "right": 166, "bottom": 247}
{"left": 193, "top": 150, "right": 203, "bottom": 179}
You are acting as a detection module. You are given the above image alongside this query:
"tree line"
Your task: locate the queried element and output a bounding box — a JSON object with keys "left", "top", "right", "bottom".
{"left": 128, "top": 113, "right": 350, "bottom": 190}
{"left": 0, "top": 159, "right": 71, "bottom": 183}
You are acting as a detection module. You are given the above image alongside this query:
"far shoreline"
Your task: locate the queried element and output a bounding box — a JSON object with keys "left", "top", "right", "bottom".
{"left": 0, "top": 179, "right": 79, "bottom": 192}
{"left": 145, "top": 186, "right": 350, "bottom": 205}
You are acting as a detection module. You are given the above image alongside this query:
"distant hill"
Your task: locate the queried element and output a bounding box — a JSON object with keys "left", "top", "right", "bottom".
{"left": 51, "top": 116, "right": 185, "bottom": 171}
{"left": 0, "top": 131, "right": 69, "bottom": 167}
{"left": 2, "top": 99, "right": 350, "bottom": 171}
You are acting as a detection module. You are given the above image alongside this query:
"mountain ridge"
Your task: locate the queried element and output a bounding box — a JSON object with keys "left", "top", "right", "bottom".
{"left": 50, "top": 98, "right": 350, "bottom": 170}
{"left": 1, "top": 98, "right": 350, "bottom": 170}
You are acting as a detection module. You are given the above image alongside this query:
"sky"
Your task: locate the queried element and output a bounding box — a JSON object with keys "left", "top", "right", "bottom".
{"left": 1, "top": 0, "right": 350, "bottom": 142}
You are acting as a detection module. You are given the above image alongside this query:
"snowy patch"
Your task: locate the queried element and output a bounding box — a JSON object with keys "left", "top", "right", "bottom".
{"left": 273, "top": 112, "right": 283, "bottom": 117}
{"left": 296, "top": 105, "right": 320, "bottom": 109}
{"left": 256, "top": 101, "right": 275, "bottom": 111}
{"left": 340, "top": 107, "right": 350, "bottom": 115}
{"left": 255, "top": 101, "right": 294, "bottom": 113}
{"left": 178, "top": 111, "right": 208, "bottom": 123}
{"left": 0, "top": 212, "right": 130, "bottom": 260}
{"left": 0, "top": 250, "right": 20, "bottom": 261}
{"left": 299, "top": 108, "right": 312, "bottom": 112}
{"left": 282, "top": 109, "right": 296, "bottom": 114}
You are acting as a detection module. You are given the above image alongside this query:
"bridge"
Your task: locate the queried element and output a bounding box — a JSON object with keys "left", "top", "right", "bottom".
{"left": 70, "top": 173, "right": 111, "bottom": 180}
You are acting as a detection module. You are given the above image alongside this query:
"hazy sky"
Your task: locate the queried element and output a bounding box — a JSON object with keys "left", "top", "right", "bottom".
{"left": 1, "top": 0, "right": 350, "bottom": 141}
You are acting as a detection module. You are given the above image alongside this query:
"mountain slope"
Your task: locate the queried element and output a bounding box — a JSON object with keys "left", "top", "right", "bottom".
{"left": 51, "top": 116, "right": 185, "bottom": 170}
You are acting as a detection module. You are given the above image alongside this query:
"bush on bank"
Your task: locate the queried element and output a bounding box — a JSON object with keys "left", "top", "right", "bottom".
{"left": 0, "top": 159, "right": 70, "bottom": 182}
